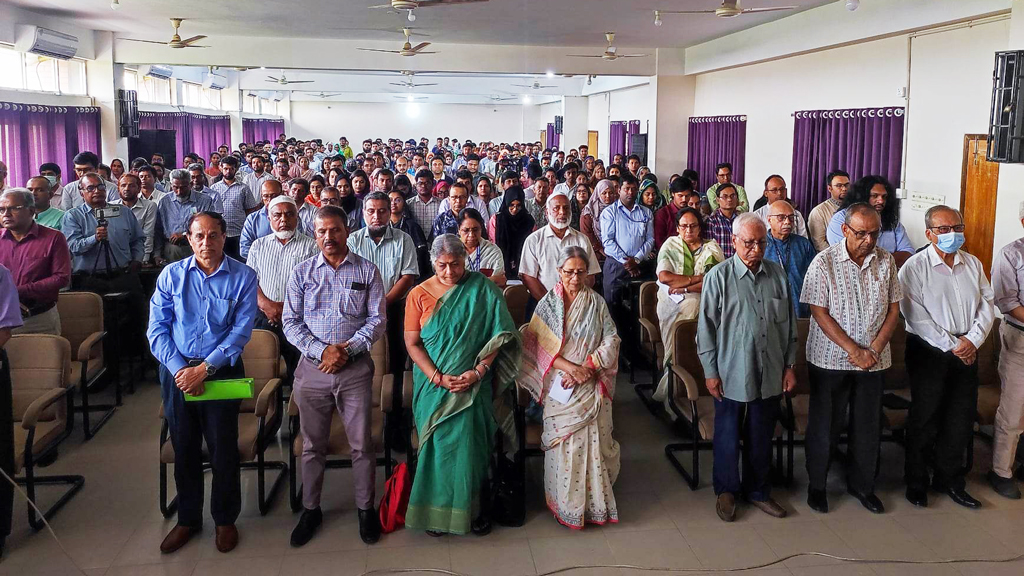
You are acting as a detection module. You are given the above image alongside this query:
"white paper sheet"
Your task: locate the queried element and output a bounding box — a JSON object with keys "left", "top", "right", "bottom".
{"left": 547, "top": 372, "right": 574, "bottom": 404}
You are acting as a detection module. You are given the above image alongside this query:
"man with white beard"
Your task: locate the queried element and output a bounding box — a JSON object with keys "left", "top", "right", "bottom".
{"left": 246, "top": 195, "right": 318, "bottom": 378}
{"left": 519, "top": 191, "right": 601, "bottom": 302}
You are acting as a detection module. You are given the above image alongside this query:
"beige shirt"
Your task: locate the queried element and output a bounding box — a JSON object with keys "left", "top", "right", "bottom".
{"left": 800, "top": 241, "right": 902, "bottom": 371}
{"left": 807, "top": 199, "right": 840, "bottom": 252}
{"left": 518, "top": 225, "right": 600, "bottom": 290}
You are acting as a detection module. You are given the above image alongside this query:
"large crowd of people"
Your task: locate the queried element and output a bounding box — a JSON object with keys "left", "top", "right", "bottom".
{"left": 0, "top": 131, "right": 1022, "bottom": 555}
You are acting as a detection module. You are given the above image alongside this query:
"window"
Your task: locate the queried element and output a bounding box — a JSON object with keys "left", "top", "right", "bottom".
{"left": 243, "top": 94, "right": 258, "bottom": 114}
{"left": 0, "top": 44, "right": 87, "bottom": 95}
{"left": 138, "top": 74, "right": 171, "bottom": 105}
{"left": 202, "top": 86, "right": 221, "bottom": 110}
{"left": 259, "top": 98, "right": 277, "bottom": 116}
{"left": 123, "top": 68, "right": 138, "bottom": 92}
{"left": 181, "top": 81, "right": 202, "bottom": 108}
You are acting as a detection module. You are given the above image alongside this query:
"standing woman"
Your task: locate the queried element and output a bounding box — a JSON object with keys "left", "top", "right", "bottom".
{"left": 206, "top": 152, "right": 222, "bottom": 178}
{"left": 404, "top": 235, "right": 521, "bottom": 536}
{"left": 351, "top": 169, "right": 371, "bottom": 202}
{"left": 519, "top": 246, "right": 621, "bottom": 529}
{"left": 590, "top": 162, "right": 606, "bottom": 188}
{"left": 476, "top": 177, "right": 495, "bottom": 221}
{"left": 571, "top": 183, "right": 591, "bottom": 231}
{"left": 492, "top": 185, "right": 535, "bottom": 279}
{"left": 110, "top": 158, "right": 126, "bottom": 184}
{"left": 306, "top": 174, "right": 326, "bottom": 208}
{"left": 580, "top": 179, "right": 617, "bottom": 265}
{"left": 334, "top": 174, "right": 363, "bottom": 231}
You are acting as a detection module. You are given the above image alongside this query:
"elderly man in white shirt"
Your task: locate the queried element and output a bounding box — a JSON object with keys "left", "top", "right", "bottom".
{"left": 519, "top": 191, "right": 600, "bottom": 303}
{"left": 752, "top": 176, "right": 808, "bottom": 238}
{"left": 898, "top": 204, "right": 994, "bottom": 510}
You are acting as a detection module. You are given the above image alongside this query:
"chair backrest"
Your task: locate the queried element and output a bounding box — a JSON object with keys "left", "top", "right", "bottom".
{"left": 57, "top": 291, "right": 104, "bottom": 363}
{"left": 672, "top": 319, "right": 707, "bottom": 398}
{"left": 7, "top": 335, "right": 71, "bottom": 424}
{"left": 503, "top": 284, "right": 529, "bottom": 328}
{"left": 638, "top": 281, "right": 660, "bottom": 342}
{"left": 370, "top": 335, "right": 389, "bottom": 413}
{"left": 792, "top": 319, "right": 811, "bottom": 395}
{"left": 240, "top": 329, "right": 281, "bottom": 413}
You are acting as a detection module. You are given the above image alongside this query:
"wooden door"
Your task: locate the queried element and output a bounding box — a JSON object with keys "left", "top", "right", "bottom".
{"left": 540, "top": 130, "right": 546, "bottom": 145}
{"left": 587, "top": 130, "right": 599, "bottom": 157}
{"left": 960, "top": 134, "right": 999, "bottom": 276}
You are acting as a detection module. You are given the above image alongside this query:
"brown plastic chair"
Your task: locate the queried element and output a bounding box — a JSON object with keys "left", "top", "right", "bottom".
{"left": 662, "top": 320, "right": 713, "bottom": 490}
{"left": 634, "top": 281, "right": 664, "bottom": 413}
{"left": 286, "top": 336, "right": 395, "bottom": 512}
{"left": 57, "top": 291, "right": 112, "bottom": 439}
{"left": 503, "top": 284, "right": 529, "bottom": 328}
{"left": 6, "top": 335, "right": 83, "bottom": 530}
{"left": 158, "top": 329, "right": 286, "bottom": 517}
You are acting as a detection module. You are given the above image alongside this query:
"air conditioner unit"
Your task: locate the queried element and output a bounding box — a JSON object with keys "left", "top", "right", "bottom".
{"left": 202, "top": 73, "right": 227, "bottom": 90}
{"left": 139, "top": 65, "right": 174, "bottom": 80}
{"left": 272, "top": 91, "right": 285, "bottom": 102}
{"left": 14, "top": 25, "right": 79, "bottom": 60}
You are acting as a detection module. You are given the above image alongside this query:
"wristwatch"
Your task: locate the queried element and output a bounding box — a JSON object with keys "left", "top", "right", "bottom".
{"left": 203, "top": 361, "right": 217, "bottom": 377}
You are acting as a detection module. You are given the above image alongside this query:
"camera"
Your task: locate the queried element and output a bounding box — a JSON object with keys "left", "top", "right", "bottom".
{"left": 93, "top": 205, "right": 121, "bottom": 227}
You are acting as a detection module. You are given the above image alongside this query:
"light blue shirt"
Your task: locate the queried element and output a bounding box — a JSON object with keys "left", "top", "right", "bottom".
{"left": 147, "top": 255, "right": 258, "bottom": 374}
{"left": 825, "top": 208, "right": 914, "bottom": 254}
{"left": 156, "top": 191, "right": 216, "bottom": 241}
{"left": 196, "top": 186, "right": 223, "bottom": 213}
{"left": 599, "top": 200, "right": 654, "bottom": 264}
{"left": 239, "top": 203, "right": 316, "bottom": 260}
{"left": 62, "top": 203, "right": 146, "bottom": 273}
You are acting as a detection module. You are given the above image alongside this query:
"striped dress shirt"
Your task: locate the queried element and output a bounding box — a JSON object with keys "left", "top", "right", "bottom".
{"left": 211, "top": 180, "right": 257, "bottom": 237}
{"left": 282, "top": 251, "right": 386, "bottom": 360}
{"left": 243, "top": 171, "right": 277, "bottom": 203}
{"left": 346, "top": 226, "right": 418, "bottom": 293}
{"left": 156, "top": 191, "right": 216, "bottom": 240}
{"left": 246, "top": 233, "right": 318, "bottom": 302}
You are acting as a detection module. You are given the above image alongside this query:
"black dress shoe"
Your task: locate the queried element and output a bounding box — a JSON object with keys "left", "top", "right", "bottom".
{"left": 945, "top": 487, "right": 982, "bottom": 509}
{"left": 905, "top": 487, "right": 928, "bottom": 508}
{"left": 290, "top": 507, "right": 323, "bottom": 548}
{"left": 807, "top": 489, "right": 829, "bottom": 513}
{"left": 358, "top": 507, "right": 381, "bottom": 544}
{"left": 847, "top": 488, "right": 884, "bottom": 514}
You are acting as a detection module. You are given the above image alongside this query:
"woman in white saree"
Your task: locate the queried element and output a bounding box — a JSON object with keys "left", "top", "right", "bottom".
{"left": 518, "top": 246, "right": 621, "bottom": 529}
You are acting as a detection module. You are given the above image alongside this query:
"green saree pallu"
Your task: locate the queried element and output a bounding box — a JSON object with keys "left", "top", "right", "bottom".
{"left": 406, "top": 272, "right": 522, "bottom": 535}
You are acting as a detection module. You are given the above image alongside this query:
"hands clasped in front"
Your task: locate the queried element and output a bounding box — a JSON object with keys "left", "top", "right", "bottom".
{"left": 319, "top": 342, "right": 350, "bottom": 374}
{"left": 174, "top": 364, "right": 208, "bottom": 397}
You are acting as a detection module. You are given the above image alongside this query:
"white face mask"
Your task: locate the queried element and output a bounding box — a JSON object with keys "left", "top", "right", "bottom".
{"left": 273, "top": 229, "right": 295, "bottom": 240}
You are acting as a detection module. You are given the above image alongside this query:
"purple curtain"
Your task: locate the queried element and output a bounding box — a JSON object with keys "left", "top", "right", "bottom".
{"left": 686, "top": 115, "right": 747, "bottom": 194}
{"left": 242, "top": 118, "right": 285, "bottom": 144}
{"left": 140, "top": 112, "right": 231, "bottom": 168}
{"left": 625, "top": 120, "right": 641, "bottom": 155}
{"left": 609, "top": 121, "right": 627, "bottom": 161}
{"left": 791, "top": 107, "right": 905, "bottom": 216}
{"left": 546, "top": 123, "right": 556, "bottom": 150}
{"left": 0, "top": 102, "right": 100, "bottom": 188}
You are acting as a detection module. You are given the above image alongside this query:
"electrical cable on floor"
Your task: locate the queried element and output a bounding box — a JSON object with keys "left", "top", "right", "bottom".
{"left": 2, "top": 466, "right": 1022, "bottom": 575}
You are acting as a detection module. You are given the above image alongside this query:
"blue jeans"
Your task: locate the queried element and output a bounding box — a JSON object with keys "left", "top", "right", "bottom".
{"left": 712, "top": 394, "right": 781, "bottom": 501}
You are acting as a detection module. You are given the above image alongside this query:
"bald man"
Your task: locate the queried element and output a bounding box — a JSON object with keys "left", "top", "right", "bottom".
{"left": 764, "top": 201, "right": 816, "bottom": 318}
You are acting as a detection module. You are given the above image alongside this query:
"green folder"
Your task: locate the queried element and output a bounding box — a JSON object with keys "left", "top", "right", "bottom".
{"left": 183, "top": 378, "right": 255, "bottom": 402}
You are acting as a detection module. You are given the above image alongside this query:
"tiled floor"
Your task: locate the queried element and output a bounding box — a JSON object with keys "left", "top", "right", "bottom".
{"left": 2, "top": 372, "right": 1023, "bottom": 576}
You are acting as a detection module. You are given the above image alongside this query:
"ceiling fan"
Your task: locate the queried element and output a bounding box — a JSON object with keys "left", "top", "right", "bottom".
{"left": 654, "top": 1, "right": 797, "bottom": 21}
{"left": 390, "top": 78, "right": 438, "bottom": 89}
{"left": 358, "top": 27, "right": 435, "bottom": 56}
{"left": 266, "top": 73, "right": 313, "bottom": 85}
{"left": 121, "top": 18, "right": 208, "bottom": 49}
{"left": 567, "top": 32, "right": 647, "bottom": 61}
{"left": 308, "top": 91, "right": 345, "bottom": 98}
{"left": 369, "top": 0, "right": 489, "bottom": 23}
{"left": 489, "top": 95, "right": 518, "bottom": 102}
{"left": 394, "top": 95, "right": 427, "bottom": 100}
{"left": 511, "top": 80, "right": 557, "bottom": 90}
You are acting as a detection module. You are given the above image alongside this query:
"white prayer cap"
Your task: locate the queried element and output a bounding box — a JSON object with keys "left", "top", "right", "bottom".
{"left": 268, "top": 195, "right": 297, "bottom": 210}
{"left": 546, "top": 190, "right": 570, "bottom": 207}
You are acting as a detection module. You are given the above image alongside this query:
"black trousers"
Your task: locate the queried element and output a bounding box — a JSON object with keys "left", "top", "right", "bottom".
{"left": 160, "top": 359, "right": 245, "bottom": 527}
{"left": 0, "top": 350, "right": 13, "bottom": 543}
{"left": 712, "top": 394, "right": 781, "bottom": 501}
{"left": 905, "top": 333, "right": 979, "bottom": 491}
{"left": 805, "top": 365, "right": 884, "bottom": 493}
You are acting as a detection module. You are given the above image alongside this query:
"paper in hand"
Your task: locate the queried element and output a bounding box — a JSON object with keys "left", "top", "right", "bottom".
{"left": 547, "top": 372, "right": 574, "bottom": 404}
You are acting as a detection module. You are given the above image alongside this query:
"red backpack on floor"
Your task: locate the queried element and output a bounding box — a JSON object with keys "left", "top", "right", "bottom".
{"left": 379, "top": 462, "right": 412, "bottom": 533}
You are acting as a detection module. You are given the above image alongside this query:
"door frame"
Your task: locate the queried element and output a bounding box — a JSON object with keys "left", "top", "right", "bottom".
{"left": 959, "top": 133, "right": 995, "bottom": 213}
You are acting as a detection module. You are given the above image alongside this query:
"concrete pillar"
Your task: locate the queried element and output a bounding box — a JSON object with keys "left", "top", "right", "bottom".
{"left": 86, "top": 31, "right": 128, "bottom": 163}
{"left": 561, "top": 95, "right": 589, "bottom": 152}
{"left": 222, "top": 73, "right": 243, "bottom": 149}
{"left": 648, "top": 74, "right": 696, "bottom": 176}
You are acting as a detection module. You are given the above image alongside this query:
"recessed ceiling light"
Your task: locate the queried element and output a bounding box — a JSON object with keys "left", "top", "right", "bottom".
{"left": 522, "top": 95, "right": 531, "bottom": 103}
{"left": 545, "top": 71, "right": 555, "bottom": 78}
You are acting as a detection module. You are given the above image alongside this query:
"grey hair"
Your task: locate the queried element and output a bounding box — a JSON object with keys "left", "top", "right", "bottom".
{"left": 924, "top": 204, "right": 961, "bottom": 228}
{"left": 78, "top": 172, "right": 104, "bottom": 189}
{"left": 187, "top": 163, "right": 205, "bottom": 173}
{"left": 169, "top": 169, "right": 190, "bottom": 183}
{"left": 0, "top": 187, "right": 35, "bottom": 209}
{"left": 844, "top": 202, "right": 879, "bottom": 225}
{"left": 556, "top": 245, "right": 589, "bottom": 269}
{"left": 430, "top": 234, "right": 467, "bottom": 263}
{"left": 732, "top": 212, "right": 766, "bottom": 237}
{"left": 363, "top": 191, "right": 390, "bottom": 206}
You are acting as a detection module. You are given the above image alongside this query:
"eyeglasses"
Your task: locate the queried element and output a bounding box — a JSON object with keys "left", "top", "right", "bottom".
{"left": 769, "top": 214, "right": 796, "bottom": 222}
{"left": 559, "top": 269, "right": 588, "bottom": 277}
{"left": 846, "top": 226, "right": 881, "bottom": 240}
{"left": 677, "top": 223, "right": 701, "bottom": 230}
{"left": 766, "top": 187, "right": 787, "bottom": 195}
{"left": 928, "top": 225, "right": 965, "bottom": 234}
{"left": 0, "top": 205, "right": 28, "bottom": 214}
{"left": 83, "top": 185, "right": 105, "bottom": 192}
{"left": 320, "top": 198, "right": 341, "bottom": 205}
{"left": 736, "top": 238, "right": 768, "bottom": 249}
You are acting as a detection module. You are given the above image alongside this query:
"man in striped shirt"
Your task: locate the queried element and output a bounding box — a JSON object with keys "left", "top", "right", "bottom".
{"left": 705, "top": 183, "right": 740, "bottom": 259}
{"left": 247, "top": 195, "right": 317, "bottom": 378}
{"left": 211, "top": 156, "right": 257, "bottom": 260}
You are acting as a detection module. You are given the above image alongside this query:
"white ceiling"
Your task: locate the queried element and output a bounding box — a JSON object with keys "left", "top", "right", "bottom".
{"left": 11, "top": 0, "right": 835, "bottom": 48}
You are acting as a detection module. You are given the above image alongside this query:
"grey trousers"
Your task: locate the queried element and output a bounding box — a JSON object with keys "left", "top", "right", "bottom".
{"left": 293, "top": 355, "right": 375, "bottom": 511}
{"left": 12, "top": 306, "right": 60, "bottom": 336}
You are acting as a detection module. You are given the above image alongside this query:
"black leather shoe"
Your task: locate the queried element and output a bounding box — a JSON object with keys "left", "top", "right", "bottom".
{"left": 905, "top": 487, "right": 928, "bottom": 508}
{"left": 988, "top": 470, "right": 1022, "bottom": 500}
{"left": 358, "top": 507, "right": 381, "bottom": 544}
{"left": 945, "top": 487, "right": 982, "bottom": 509}
{"left": 847, "top": 488, "right": 884, "bottom": 514}
{"left": 807, "top": 489, "right": 829, "bottom": 513}
{"left": 290, "top": 507, "right": 322, "bottom": 548}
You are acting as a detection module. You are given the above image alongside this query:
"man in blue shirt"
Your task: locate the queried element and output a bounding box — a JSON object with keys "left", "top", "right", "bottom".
{"left": 599, "top": 173, "right": 654, "bottom": 308}
{"left": 62, "top": 173, "right": 146, "bottom": 277}
{"left": 147, "top": 210, "right": 258, "bottom": 556}
{"left": 763, "top": 201, "right": 816, "bottom": 318}
{"left": 156, "top": 169, "right": 216, "bottom": 264}
{"left": 239, "top": 180, "right": 284, "bottom": 261}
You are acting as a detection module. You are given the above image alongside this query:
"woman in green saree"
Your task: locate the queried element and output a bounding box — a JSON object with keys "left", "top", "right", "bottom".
{"left": 404, "top": 234, "right": 521, "bottom": 536}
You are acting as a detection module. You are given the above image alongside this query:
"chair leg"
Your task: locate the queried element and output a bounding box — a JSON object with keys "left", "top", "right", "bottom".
{"left": 242, "top": 458, "right": 288, "bottom": 516}
{"left": 664, "top": 414, "right": 703, "bottom": 491}
{"left": 159, "top": 461, "right": 178, "bottom": 518}
{"left": 19, "top": 446, "right": 85, "bottom": 531}
{"left": 288, "top": 416, "right": 302, "bottom": 512}
{"left": 78, "top": 371, "right": 116, "bottom": 440}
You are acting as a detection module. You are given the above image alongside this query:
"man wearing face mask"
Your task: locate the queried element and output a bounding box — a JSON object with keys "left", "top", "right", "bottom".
{"left": 519, "top": 192, "right": 600, "bottom": 302}
{"left": 38, "top": 163, "right": 64, "bottom": 209}
{"left": 247, "top": 196, "right": 318, "bottom": 380}
{"left": 898, "top": 205, "right": 995, "bottom": 510}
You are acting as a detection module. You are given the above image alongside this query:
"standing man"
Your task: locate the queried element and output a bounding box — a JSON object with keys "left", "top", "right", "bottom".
{"left": 0, "top": 188, "right": 71, "bottom": 335}
{"left": 989, "top": 201, "right": 1024, "bottom": 499}
{"left": 283, "top": 206, "right": 386, "bottom": 547}
{"left": 62, "top": 173, "right": 145, "bottom": 289}
{"left": 211, "top": 156, "right": 258, "bottom": 260}
{"left": 899, "top": 205, "right": 994, "bottom": 509}
{"left": 705, "top": 163, "right": 749, "bottom": 213}
{"left": 800, "top": 203, "right": 902, "bottom": 514}
{"left": 654, "top": 177, "right": 693, "bottom": 249}
{"left": 808, "top": 170, "right": 849, "bottom": 251}
{"left": 240, "top": 181, "right": 286, "bottom": 261}
{"left": 408, "top": 170, "right": 440, "bottom": 240}
{"left": 519, "top": 192, "right": 600, "bottom": 301}
{"left": 60, "top": 152, "right": 118, "bottom": 211}
{"left": 189, "top": 163, "right": 222, "bottom": 213}
{"left": 27, "top": 176, "right": 64, "bottom": 230}
{"left": 752, "top": 176, "right": 808, "bottom": 238}
{"left": 112, "top": 173, "right": 158, "bottom": 265}
{"left": 600, "top": 173, "right": 654, "bottom": 307}
{"left": 0, "top": 263, "right": 22, "bottom": 558}
{"left": 243, "top": 154, "right": 275, "bottom": 201}
{"left": 698, "top": 213, "right": 796, "bottom": 521}
{"left": 432, "top": 182, "right": 469, "bottom": 238}
{"left": 156, "top": 169, "right": 216, "bottom": 264}
{"left": 764, "top": 201, "right": 816, "bottom": 318}
{"left": 148, "top": 211, "right": 258, "bottom": 555}
{"left": 705, "top": 183, "right": 741, "bottom": 259}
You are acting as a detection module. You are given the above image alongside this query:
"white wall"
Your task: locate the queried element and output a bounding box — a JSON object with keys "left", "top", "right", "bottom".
{"left": 290, "top": 101, "right": 526, "bottom": 145}
{"left": 587, "top": 92, "right": 610, "bottom": 163}
{"left": 586, "top": 82, "right": 654, "bottom": 163}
